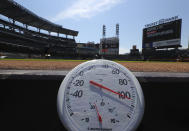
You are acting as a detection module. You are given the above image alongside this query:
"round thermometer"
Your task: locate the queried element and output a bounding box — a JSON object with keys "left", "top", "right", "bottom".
{"left": 57, "top": 59, "right": 144, "bottom": 131}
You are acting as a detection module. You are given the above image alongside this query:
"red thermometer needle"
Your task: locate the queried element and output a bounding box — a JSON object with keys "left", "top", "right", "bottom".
{"left": 90, "top": 80, "right": 130, "bottom": 100}
{"left": 94, "top": 103, "right": 102, "bottom": 123}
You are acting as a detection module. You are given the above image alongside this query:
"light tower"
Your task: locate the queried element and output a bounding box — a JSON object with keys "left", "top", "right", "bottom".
{"left": 101, "top": 25, "right": 106, "bottom": 57}
{"left": 116, "top": 23, "right": 119, "bottom": 38}
{"left": 103, "top": 25, "right": 106, "bottom": 38}
{"left": 188, "top": 37, "right": 189, "bottom": 49}
{"left": 116, "top": 23, "right": 120, "bottom": 55}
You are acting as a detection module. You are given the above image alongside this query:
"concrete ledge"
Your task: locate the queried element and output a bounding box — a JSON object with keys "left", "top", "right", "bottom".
{"left": 0, "top": 70, "right": 189, "bottom": 83}
{"left": 134, "top": 72, "right": 189, "bottom": 83}
{"left": 0, "top": 70, "right": 69, "bottom": 80}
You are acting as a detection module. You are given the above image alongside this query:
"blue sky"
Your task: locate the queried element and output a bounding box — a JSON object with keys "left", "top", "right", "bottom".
{"left": 14, "top": 0, "right": 189, "bottom": 54}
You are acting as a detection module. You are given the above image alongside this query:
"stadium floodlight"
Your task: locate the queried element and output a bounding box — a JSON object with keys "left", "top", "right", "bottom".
{"left": 103, "top": 25, "right": 106, "bottom": 38}
{"left": 116, "top": 23, "right": 119, "bottom": 38}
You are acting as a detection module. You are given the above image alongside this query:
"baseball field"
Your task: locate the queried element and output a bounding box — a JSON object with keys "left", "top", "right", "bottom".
{"left": 0, "top": 59, "right": 189, "bottom": 72}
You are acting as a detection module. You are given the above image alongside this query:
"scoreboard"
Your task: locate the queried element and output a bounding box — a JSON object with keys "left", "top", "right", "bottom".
{"left": 142, "top": 19, "right": 182, "bottom": 48}
{"left": 100, "top": 37, "right": 119, "bottom": 55}
{"left": 102, "top": 43, "right": 119, "bottom": 49}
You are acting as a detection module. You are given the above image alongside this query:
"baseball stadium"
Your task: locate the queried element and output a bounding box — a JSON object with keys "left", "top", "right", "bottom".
{"left": 1, "top": 0, "right": 189, "bottom": 131}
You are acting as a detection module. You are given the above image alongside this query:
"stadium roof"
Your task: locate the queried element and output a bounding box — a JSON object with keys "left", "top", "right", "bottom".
{"left": 0, "top": 0, "right": 78, "bottom": 36}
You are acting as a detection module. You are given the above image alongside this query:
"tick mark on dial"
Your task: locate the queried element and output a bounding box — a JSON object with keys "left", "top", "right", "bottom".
{"left": 70, "top": 113, "right": 74, "bottom": 116}
{"left": 127, "top": 114, "right": 131, "bottom": 118}
{"left": 66, "top": 98, "right": 69, "bottom": 101}
{"left": 79, "top": 71, "right": 84, "bottom": 76}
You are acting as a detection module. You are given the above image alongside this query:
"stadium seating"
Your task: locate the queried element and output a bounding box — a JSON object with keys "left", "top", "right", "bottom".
{"left": 0, "top": 18, "right": 77, "bottom": 57}
{"left": 0, "top": 0, "right": 78, "bottom": 58}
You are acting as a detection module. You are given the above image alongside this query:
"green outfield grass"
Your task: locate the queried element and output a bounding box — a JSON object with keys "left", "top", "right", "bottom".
{"left": 1, "top": 58, "right": 188, "bottom": 63}
{"left": 0, "top": 58, "right": 88, "bottom": 62}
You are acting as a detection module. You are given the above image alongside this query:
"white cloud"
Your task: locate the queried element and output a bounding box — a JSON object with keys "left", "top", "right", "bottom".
{"left": 52, "top": 0, "right": 123, "bottom": 22}
{"left": 119, "top": 47, "right": 130, "bottom": 54}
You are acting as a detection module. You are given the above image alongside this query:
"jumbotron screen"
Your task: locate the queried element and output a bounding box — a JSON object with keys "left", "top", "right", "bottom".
{"left": 102, "top": 44, "right": 119, "bottom": 49}
{"left": 142, "top": 19, "right": 182, "bottom": 48}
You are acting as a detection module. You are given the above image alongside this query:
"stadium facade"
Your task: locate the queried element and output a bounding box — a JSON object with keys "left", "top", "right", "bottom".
{"left": 0, "top": 1, "right": 188, "bottom": 61}
{"left": 0, "top": 0, "right": 78, "bottom": 58}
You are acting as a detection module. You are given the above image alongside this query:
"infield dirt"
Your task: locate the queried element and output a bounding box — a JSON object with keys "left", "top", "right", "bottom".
{"left": 0, "top": 60, "right": 189, "bottom": 72}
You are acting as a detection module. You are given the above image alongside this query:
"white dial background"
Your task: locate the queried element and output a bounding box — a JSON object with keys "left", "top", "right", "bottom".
{"left": 57, "top": 59, "right": 144, "bottom": 131}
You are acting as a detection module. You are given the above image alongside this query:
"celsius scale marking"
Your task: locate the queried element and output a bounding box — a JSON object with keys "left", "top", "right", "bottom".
{"left": 57, "top": 59, "right": 144, "bottom": 131}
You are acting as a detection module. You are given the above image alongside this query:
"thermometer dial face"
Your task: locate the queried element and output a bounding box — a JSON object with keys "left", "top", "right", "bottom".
{"left": 57, "top": 59, "right": 144, "bottom": 131}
